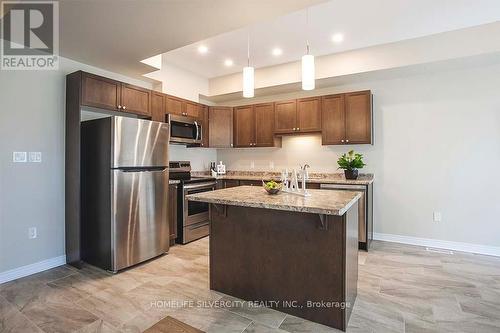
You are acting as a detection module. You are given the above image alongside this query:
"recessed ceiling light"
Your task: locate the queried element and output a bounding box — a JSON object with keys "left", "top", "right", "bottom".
{"left": 197, "top": 45, "right": 208, "bottom": 54}
{"left": 272, "top": 48, "right": 283, "bottom": 56}
{"left": 224, "top": 59, "right": 234, "bottom": 67}
{"left": 332, "top": 33, "right": 344, "bottom": 43}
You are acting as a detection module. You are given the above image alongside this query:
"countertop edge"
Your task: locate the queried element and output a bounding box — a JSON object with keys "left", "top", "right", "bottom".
{"left": 187, "top": 190, "right": 361, "bottom": 216}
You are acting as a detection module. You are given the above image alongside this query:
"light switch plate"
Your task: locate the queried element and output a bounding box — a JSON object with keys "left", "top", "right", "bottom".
{"left": 433, "top": 212, "right": 442, "bottom": 222}
{"left": 28, "top": 227, "right": 37, "bottom": 239}
{"left": 13, "top": 152, "right": 27, "bottom": 163}
{"left": 29, "top": 152, "right": 42, "bottom": 163}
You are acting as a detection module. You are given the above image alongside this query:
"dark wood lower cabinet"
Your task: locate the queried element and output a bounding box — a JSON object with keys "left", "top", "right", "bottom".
{"left": 238, "top": 180, "right": 262, "bottom": 186}
{"left": 168, "top": 184, "right": 178, "bottom": 245}
{"left": 222, "top": 179, "right": 240, "bottom": 188}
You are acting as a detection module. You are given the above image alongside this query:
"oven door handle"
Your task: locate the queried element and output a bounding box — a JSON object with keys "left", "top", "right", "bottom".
{"left": 194, "top": 121, "right": 199, "bottom": 141}
{"left": 183, "top": 182, "right": 217, "bottom": 191}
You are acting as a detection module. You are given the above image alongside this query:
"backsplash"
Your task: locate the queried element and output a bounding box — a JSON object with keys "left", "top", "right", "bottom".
{"left": 216, "top": 134, "right": 376, "bottom": 173}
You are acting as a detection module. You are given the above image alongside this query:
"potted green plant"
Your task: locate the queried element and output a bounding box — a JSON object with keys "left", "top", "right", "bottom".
{"left": 337, "top": 150, "right": 366, "bottom": 180}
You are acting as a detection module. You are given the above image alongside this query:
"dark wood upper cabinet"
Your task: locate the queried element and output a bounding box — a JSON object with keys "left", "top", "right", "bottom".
{"left": 254, "top": 103, "right": 275, "bottom": 147}
{"left": 322, "top": 90, "right": 372, "bottom": 145}
{"left": 321, "top": 94, "right": 345, "bottom": 145}
{"left": 166, "top": 95, "right": 185, "bottom": 116}
{"left": 81, "top": 72, "right": 151, "bottom": 116}
{"left": 81, "top": 73, "right": 120, "bottom": 111}
{"left": 274, "top": 100, "right": 297, "bottom": 133}
{"left": 297, "top": 97, "right": 321, "bottom": 132}
{"left": 150, "top": 92, "right": 166, "bottom": 122}
{"left": 345, "top": 91, "right": 372, "bottom": 144}
{"left": 209, "top": 106, "right": 233, "bottom": 148}
{"left": 200, "top": 105, "right": 209, "bottom": 148}
{"left": 185, "top": 101, "right": 201, "bottom": 118}
{"left": 234, "top": 105, "right": 255, "bottom": 147}
{"left": 120, "top": 83, "right": 151, "bottom": 116}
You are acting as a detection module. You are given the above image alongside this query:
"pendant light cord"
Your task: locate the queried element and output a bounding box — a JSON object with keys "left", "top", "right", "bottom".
{"left": 247, "top": 32, "right": 250, "bottom": 67}
{"left": 306, "top": 8, "right": 310, "bottom": 55}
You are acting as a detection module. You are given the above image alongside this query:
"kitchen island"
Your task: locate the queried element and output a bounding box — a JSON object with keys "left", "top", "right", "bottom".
{"left": 187, "top": 186, "right": 360, "bottom": 331}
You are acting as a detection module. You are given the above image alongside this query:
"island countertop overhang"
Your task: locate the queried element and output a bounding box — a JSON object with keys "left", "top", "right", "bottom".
{"left": 186, "top": 186, "right": 361, "bottom": 216}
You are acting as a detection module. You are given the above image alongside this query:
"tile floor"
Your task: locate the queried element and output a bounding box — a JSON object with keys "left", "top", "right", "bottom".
{"left": 1, "top": 239, "right": 500, "bottom": 333}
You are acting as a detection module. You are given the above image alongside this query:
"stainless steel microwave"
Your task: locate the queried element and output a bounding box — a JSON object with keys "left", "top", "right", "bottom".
{"left": 168, "top": 114, "right": 202, "bottom": 145}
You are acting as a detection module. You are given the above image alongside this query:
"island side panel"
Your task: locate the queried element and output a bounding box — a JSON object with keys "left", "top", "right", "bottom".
{"left": 344, "top": 201, "right": 359, "bottom": 327}
{"left": 209, "top": 204, "right": 356, "bottom": 330}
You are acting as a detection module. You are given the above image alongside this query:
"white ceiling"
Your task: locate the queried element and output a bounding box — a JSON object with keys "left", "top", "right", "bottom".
{"left": 162, "top": 0, "right": 500, "bottom": 79}
{"left": 56, "top": 0, "right": 326, "bottom": 79}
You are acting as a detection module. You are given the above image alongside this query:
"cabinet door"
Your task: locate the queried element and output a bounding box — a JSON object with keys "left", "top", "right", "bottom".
{"left": 151, "top": 92, "right": 166, "bottom": 122}
{"left": 234, "top": 105, "right": 255, "bottom": 147}
{"left": 166, "top": 95, "right": 185, "bottom": 116}
{"left": 297, "top": 97, "right": 321, "bottom": 132}
{"left": 120, "top": 84, "right": 151, "bottom": 116}
{"left": 274, "top": 100, "right": 297, "bottom": 133}
{"left": 168, "top": 184, "right": 178, "bottom": 242}
{"left": 239, "top": 180, "right": 262, "bottom": 186}
{"left": 321, "top": 94, "right": 345, "bottom": 145}
{"left": 185, "top": 101, "right": 200, "bottom": 118}
{"left": 345, "top": 91, "right": 372, "bottom": 144}
{"left": 224, "top": 180, "right": 240, "bottom": 188}
{"left": 254, "top": 103, "right": 275, "bottom": 147}
{"left": 200, "top": 105, "right": 209, "bottom": 148}
{"left": 81, "top": 73, "right": 120, "bottom": 111}
{"left": 209, "top": 107, "right": 233, "bottom": 148}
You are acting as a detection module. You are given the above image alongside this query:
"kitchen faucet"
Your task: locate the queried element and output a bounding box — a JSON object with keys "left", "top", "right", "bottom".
{"left": 300, "top": 164, "right": 311, "bottom": 192}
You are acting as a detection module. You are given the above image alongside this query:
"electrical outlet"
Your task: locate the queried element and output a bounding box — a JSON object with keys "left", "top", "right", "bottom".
{"left": 433, "top": 212, "right": 442, "bottom": 222}
{"left": 250, "top": 161, "right": 255, "bottom": 169}
{"left": 29, "top": 152, "right": 42, "bottom": 163}
{"left": 28, "top": 227, "right": 37, "bottom": 239}
{"left": 13, "top": 152, "right": 27, "bottom": 163}
{"left": 269, "top": 161, "right": 275, "bottom": 169}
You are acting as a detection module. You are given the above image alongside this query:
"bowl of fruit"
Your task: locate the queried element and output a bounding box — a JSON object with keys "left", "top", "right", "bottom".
{"left": 262, "top": 180, "right": 282, "bottom": 195}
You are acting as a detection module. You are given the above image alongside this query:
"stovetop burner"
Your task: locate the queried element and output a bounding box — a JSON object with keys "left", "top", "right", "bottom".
{"left": 169, "top": 161, "right": 215, "bottom": 184}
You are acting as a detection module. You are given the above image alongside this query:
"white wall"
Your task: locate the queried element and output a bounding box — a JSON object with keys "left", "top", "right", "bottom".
{"left": 149, "top": 58, "right": 217, "bottom": 170}
{"left": 217, "top": 61, "right": 500, "bottom": 248}
{"left": 0, "top": 56, "right": 152, "bottom": 275}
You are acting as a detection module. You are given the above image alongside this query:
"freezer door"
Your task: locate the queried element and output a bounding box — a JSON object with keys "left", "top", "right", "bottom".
{"left": 112, "top": 168, "right": 169, "bottom": 271}
{"left": 112, "top": 116, "right": 169, "bottom": 168}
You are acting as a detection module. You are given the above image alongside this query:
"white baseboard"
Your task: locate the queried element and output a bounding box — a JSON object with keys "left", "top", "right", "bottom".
{"left": 373, "top": 232, "right": 500, "bottom": 257}
{"left": 0, "top": 255, "right": 67, "bottom": 284}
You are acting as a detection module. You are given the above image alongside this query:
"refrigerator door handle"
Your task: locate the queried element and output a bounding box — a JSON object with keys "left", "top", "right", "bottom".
{"left": 117, "top": 167, "right": 167, "bottom": 173}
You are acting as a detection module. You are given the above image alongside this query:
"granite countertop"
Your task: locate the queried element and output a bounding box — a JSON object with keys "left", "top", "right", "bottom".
{"left": 187, "top": 186, "right": 361, "bottom": 216}
{"left": 192, "top": 171, "right": 374, "bottom": 185}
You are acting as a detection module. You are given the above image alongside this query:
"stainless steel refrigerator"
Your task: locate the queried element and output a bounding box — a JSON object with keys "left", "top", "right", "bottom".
{"left": 81, "top": 116, "right": 170, "bottom": 272}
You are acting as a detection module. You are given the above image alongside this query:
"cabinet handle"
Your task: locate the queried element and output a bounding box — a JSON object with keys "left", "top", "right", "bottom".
{"left": 292, "top": 128, "right": 296, "bottom": 131}
{"left": 118, "top": 105, "right": 122, "bottom": 109}
{"left": 341, "top": 139, "right": 345, "bottom": 143}
{"left": 122, "top": 106, "right": 126, "bottom": 110}
{"left": 230, "top": 144, "right": 233, "bottom": 147}
{"left": 297, "top": 127, "right": 300, "bottom": 131}
{"left": 346, "top": 139, "right": 349, "bottom": 143}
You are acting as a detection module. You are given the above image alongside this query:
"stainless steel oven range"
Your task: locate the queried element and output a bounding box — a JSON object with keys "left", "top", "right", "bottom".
{"left": 169, "top": 161, "right": 216, "bottom": 244}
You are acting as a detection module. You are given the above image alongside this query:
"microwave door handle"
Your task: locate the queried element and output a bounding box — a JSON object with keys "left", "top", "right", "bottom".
{"left": 194, "top": 121, "right": 199, "bottom": 140}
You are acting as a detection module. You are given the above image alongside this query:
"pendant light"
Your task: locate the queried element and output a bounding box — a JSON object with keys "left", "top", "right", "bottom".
{"left": 243, "top": 33, "right": 255, "bottom": 98}
{"left": 302, "top": 8, "right": 315, "bottom": 91}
